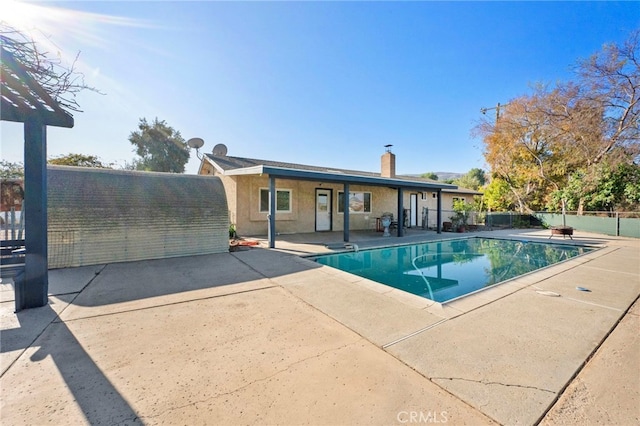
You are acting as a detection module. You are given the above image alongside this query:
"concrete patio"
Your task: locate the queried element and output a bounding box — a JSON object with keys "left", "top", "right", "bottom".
{"left": 1, "top": 229, "right": 638, "bottom": 425}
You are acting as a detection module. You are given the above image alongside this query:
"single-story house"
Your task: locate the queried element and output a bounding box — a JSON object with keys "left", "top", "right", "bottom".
{"left": 197, "top": 145, "right": 481, "bottom": 247}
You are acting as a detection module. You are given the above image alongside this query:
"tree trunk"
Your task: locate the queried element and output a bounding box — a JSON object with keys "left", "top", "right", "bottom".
{"left": 577, "top": 198, "right": 585, "bottom": 216}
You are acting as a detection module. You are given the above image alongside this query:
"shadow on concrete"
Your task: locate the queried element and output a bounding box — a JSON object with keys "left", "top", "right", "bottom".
{"left": 1, "top": 246, "right": 326, "bottom": 422}
{"left": 1, "top": 303, "right": 141, "bottom": 424}
{"left": 55, "top": 249, "right": 322, "bottom": 307}
{"left": 2, "top": 246, "right": 327, "bottom": 423}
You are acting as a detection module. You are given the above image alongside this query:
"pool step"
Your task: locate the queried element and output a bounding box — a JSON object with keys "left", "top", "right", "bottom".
{"left": 325, "top": 242, "right": 360, "bottom": 252}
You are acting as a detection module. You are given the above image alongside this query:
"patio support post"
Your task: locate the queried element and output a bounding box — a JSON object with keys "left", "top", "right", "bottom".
{"left": 22, "top": 118, "right": 49, "bottom": 309}
{"left": 436, "top": 190, "right": 442, "bottom": 234}
{"left": 436, "top": 242, "right": 443, "bottom": 277}
{"left": 397, "top": 187, "right": 404, "bottom": 237}
{"left": 268, "top": 176, "right": 276, "bottom": 248}
{"left": 343, "top": 183, "right": 349, "bottom": 242}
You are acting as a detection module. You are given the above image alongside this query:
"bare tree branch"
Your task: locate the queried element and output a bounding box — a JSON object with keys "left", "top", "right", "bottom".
{"left": 1, "top": 22, "right": 103, "bottom": 113}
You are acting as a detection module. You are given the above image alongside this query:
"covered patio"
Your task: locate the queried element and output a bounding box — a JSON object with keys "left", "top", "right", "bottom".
{"left": 235, "top": 165, "right": 456, "bottom": 248}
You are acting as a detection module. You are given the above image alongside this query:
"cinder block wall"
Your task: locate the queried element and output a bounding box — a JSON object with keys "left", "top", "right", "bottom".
{"left": 47, "top": 166, "right": 229, "bottom": 268}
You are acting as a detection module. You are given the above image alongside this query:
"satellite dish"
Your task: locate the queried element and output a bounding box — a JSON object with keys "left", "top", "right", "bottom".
{"left": 212, "top": 143, "right": 228, "bottom": 156}
{"left": 187, "top": 137, "right": 205, "bottom": 149}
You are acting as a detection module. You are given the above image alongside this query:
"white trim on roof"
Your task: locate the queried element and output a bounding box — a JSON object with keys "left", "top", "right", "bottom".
{"left": 203, "top": 156, "right": 227, "bottom": 174}
{"left": 222, "top": 165, "right": 265, "bottom": 176}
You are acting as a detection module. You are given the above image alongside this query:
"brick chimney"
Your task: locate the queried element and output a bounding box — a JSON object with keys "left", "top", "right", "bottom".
{"left": 381, "top": 149, "right": 396, "bottom": 178}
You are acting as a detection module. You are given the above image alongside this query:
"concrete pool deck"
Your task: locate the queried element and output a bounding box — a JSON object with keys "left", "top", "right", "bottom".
{"left": 1, "top": 228, "right": 638, "bottom": 425}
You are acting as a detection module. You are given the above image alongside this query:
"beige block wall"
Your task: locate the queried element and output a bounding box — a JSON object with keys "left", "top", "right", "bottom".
{"left": 206, "top": 164, "right": 237, "bottom": 226}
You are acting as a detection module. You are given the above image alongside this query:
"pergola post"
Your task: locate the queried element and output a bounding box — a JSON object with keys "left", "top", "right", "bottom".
{"left": 2, "top": 45, "right": 73, "bottom": 311}
{"left": 21, "top": 118, "right": 49, "bottom": 309}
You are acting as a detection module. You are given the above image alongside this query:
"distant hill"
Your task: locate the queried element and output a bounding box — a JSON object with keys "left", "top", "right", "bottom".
{"left": 433, "top": 172, "right": 464, "bottom": 182}
{"left": 405, "top": 172, "right": 464, "bottom": 182}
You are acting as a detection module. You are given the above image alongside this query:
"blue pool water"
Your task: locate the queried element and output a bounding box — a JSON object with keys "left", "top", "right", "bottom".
{"left": 312, "top": 237, "right": 593, "bottom": 303}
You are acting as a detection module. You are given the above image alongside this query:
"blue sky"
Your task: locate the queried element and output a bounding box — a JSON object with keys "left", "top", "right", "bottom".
{"left": 2, "top": 1, "right": 639, "bottom": 175}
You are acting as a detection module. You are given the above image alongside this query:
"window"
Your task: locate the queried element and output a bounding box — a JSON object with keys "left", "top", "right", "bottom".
{"left": 259, "top": 188, "right": 292, "bottom": 213}
{"left": 338, "top": 191, "right": 371, "bottom": 214}
{"left": 452, "top": 197, "right": 465, "bottom": 203}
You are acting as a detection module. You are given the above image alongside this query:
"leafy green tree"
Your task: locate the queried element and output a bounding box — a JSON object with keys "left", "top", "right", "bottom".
{"left": 482, "top": 177, "right": 515, "bottom": 212}
{"left": 48, "top": 153, "right": 112, "bottom": 168}
{"left": 453, "top": 168, "right": 486, "bottom": 190}
{"left": 128, "top": 118, "right": 190, "bottom": 173}
{"left": 621, "top": 164, "right": 640, "bottom": 208}
{"left": 0, "top": 160, "right": 24, "bottom": 179}
{"left": 468, "top": 168, "right": 486, "bottom": 186}
{"left": 420, "top": 172, "right": 438, "bottom": 181}
{"left": 549, "top": 163, "right": 640, "bottom": 212}
{"left": 450, "top": 199, "right": 475, "bottom": 228}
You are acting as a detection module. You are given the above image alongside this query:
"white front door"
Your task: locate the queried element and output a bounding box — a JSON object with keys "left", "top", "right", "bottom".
{"left": 316, "top": 189, "right": 332, "bottom": 231}
{"left": 410, "top": 194, "right": 418, "bottom": 227}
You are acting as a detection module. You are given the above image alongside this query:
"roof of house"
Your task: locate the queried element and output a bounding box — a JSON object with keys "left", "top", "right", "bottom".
{"left": 206, "top": 154, "right": 375, "bottom": 176}
{"left": 203, "top": 153, "right": 482, "bottom": 195}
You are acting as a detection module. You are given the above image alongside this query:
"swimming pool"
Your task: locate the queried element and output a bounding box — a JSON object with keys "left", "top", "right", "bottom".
{"left": 312, "top": 237, "right": 594, "bottom": 303}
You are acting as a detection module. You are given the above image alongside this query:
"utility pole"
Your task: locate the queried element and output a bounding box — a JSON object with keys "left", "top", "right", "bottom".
{"left": 480, "top": 102, "right": 509, "bottom": 121}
